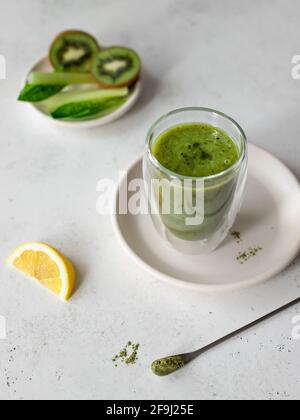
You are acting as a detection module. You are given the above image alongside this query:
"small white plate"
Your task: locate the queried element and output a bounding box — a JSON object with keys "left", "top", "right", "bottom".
{"left": 112, "top": 144, "right": 300, "bottom": 293}
{"left": 23, "top": 57, "right": 142, "bottom": 129}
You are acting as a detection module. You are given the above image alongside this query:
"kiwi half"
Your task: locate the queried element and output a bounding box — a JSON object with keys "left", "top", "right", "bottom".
{"left": 92, "top": 47, "right": 141, "bottom": 88}
{"left": 50, "top": 30, "right": 100, "bottom": 73}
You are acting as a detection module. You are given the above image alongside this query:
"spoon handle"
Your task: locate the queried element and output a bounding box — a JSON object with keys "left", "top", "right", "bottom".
{"left": 185, "top": 297, "right": 300, "bottom": 363}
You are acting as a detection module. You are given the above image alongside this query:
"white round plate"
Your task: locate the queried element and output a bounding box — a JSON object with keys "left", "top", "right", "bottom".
{"left": 112, "top": 144, "right": 300, "bottom": 293}
{"left": 23, "top": 57, "right": 141, "bottom": 129}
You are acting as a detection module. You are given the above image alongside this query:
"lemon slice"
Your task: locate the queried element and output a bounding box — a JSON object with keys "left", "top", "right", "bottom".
{"left": 7, "top": 242, "right": 76, "bottom": 301}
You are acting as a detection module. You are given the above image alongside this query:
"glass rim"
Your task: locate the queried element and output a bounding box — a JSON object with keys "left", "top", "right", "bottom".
{"left": 146, "top": 107, "right": 248, "bottom": 182}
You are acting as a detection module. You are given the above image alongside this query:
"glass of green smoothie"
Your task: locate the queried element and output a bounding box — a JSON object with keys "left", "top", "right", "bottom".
{"left": 143, "top": 108, "right": 248, "bottom": 254}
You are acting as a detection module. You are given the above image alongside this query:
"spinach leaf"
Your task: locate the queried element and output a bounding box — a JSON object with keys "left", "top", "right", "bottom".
{"left": 51, "top": 98, "right": 127, "bottom": 121}
{"left": 18, "top": 84, "right": 65, "bottom": 103}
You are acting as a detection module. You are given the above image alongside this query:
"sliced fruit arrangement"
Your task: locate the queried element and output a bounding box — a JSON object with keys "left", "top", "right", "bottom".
{"left": 18, "top": 30, "right": 141, "bottom": 121}
{"left": 92, "top": 47, "right": 141, "bottom": 88}
{"left": 7, "top": 242, "right": 76, "bottom": 301}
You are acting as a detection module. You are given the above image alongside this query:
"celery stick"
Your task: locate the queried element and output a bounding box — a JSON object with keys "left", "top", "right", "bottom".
{"left": 28, "top": 72, "right": 96, "bottom": 86}
{"left": 43, "top": 88, "right": 129, "bottom": 113}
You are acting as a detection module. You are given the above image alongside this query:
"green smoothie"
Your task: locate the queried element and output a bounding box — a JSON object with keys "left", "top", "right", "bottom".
{"left": 153, "top": 123, "right": 239, "bottom": 177}
{"left": 148, "top": 123, "right": 242, "bottom": 242}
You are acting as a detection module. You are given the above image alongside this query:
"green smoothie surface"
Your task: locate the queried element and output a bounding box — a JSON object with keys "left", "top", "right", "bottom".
{"left": 152, "top": 123, "right": 239, "bottom": 177}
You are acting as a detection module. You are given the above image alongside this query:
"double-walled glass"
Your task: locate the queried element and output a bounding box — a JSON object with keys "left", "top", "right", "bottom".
{"left": 143, "top": 108, "right": 248, "bottom": 254}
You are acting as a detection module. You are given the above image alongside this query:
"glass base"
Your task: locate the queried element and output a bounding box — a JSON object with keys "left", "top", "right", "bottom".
{"left": 151, "top": 213, "right": 231, "bottom": 255}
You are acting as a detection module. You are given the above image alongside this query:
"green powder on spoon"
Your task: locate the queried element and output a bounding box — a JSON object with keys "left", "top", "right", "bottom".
{"left": 151, "top": 356, "right": 186, "bottom": 376}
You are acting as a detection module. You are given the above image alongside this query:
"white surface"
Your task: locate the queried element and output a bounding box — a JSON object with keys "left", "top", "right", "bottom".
{"left": 0, "top": 0, "right": 300, "bottom": 401}
{"left": 113, "top": 144, "right": 300, "bottom": 292}
{"left": 26, "top": 57, "right": 141, "bottom": 129}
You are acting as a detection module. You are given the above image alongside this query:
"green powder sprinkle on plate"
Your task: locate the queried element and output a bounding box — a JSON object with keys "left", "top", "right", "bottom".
{"left": 231, "top": 230, "right": 242, "bottom": 243}
{"left": 112, "top": 342, "right": 140, "bottom": 367}
{"left": 237, "top": 247, "right": 263, "bottom": 264}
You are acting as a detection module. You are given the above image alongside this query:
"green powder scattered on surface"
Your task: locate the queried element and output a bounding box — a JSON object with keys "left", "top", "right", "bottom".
{"left": 231, "top": 230, "right": 242, "bottom": 243}
{"left": 112, "top": 342, "right": 140, "bottom": 367}
{"left": 151, "top": 356, "right": 186, "bottom": 377}
{"left": 237, "top": 247, "right": 263, "bottom": 264}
